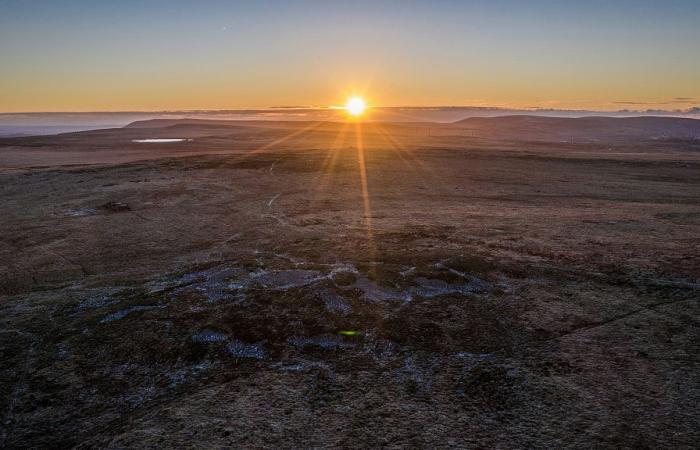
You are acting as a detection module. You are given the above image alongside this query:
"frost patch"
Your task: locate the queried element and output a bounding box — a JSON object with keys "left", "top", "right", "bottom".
{"left": 319, "top": 288, "right": 352, "bottom": 315}
{"left": 100, "top": 305, "right": 165, "bottom": 323}
{"left": 192, "top": 330, "right": 228, "bottom": 343}
{"left": 159, "top": 266, "right": 249, "bottom": 302}
{"left": 252, "top": 269, "right": 323, "bottom": 290}
{"left": 62, "top": 208, "right": 98, "bottom": 217}
{"left": 456, "top": 352, "right": 494, "bottom": 360}
{"left": 78, "top": 295, "right": 118, "bottom": 310}
{"left": 288, "top": 334, "right": 356, "bottom": 350}
{"left": 226, "top": 340, "right": 266, "bottom": 360}
{"left": 411, "top": 276, "right": 491, "bottom": 298}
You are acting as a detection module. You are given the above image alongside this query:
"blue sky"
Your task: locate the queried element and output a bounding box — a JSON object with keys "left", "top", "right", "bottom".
{"left": 1, "top": 0, "right": 699, "bottom": 111}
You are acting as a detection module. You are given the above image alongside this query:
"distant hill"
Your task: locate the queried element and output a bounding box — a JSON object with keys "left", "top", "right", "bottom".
{"left": 123, "top": 118, "right": 346, "bottom": 133}
{"left": 121, "top": 118, "right": 441, "bottom": 137}
{"left": 452, "top": 115, "right": 700, "bottom": 142}
{"left": 124, "top": 119, "right": 259, "bottom": 129}
{"left": 127, "top": 116, "right": 700, "bottom": 143}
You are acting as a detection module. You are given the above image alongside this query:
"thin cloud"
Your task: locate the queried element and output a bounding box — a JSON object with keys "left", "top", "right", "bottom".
{"left": 614, "top": 98, "right": 696, "bottom": 106}
{"left": 613, "top": 101, "right": 656, "bottom": 105}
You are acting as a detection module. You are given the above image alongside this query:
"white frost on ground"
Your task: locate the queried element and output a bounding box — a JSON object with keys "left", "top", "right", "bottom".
{"left": 131, "top": 138, "right": 191, "bottom": 143}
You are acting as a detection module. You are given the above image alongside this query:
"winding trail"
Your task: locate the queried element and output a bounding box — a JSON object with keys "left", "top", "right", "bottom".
{"left": 269, "top": 159, "right": 279, "bottom": 175}
{"left": 267, "top": 193, "right": 281, "bottom": 209}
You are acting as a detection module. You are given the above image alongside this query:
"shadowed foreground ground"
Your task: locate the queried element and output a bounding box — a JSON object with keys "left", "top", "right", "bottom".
{"left": 1, "top": 121, "right": 699, "bottom": 448}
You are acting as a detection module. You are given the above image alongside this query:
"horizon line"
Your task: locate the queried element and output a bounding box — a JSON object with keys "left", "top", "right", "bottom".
{"left": 1, "top": 105, "right": 699, "bottom": 115}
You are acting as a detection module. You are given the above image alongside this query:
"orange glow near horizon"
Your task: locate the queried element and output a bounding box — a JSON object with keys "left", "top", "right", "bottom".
{"left": 2, "top": 2, "right": 699, "bottom": 113}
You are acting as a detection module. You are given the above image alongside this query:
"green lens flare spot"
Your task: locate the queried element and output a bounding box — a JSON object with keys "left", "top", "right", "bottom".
{"left": 338, "top": 330, "right": 360, "bottom": 336}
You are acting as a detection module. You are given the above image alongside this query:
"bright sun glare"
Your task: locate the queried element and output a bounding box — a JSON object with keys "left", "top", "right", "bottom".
{"left": 345, "top": 97, "right": 367, "bottom": 117}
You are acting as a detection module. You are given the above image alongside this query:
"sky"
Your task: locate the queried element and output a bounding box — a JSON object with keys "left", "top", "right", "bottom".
{"left": 1, "top": 0, "right": 699, "bottom": 112}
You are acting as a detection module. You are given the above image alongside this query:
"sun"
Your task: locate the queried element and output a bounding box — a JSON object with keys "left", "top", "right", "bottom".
{"left": 345, "top": 96, "right": 367, "bottom": 117}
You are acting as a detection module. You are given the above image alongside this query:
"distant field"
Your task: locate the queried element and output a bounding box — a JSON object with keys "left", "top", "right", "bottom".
{"left": 1, "top": 118, "right": 699, "bottom": 448}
